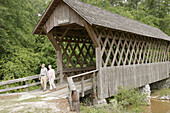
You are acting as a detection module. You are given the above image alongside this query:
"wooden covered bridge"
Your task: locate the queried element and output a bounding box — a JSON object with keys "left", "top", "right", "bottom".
{"left": 0, "top": 0, "right": 169, "bottom": 111}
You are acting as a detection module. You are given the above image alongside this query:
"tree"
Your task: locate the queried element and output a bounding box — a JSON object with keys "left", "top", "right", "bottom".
{"left": 0, "top": 0, "right": 54, "bottom": 80}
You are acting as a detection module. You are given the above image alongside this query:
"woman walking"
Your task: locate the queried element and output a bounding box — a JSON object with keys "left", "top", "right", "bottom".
{"left": 48, "top": 65, "right": 56, "bottom": 91}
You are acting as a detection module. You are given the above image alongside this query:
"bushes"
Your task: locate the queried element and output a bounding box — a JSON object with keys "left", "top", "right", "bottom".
{"left": 80, "top": 86, "right": 147, "bottom": 113}
{"left": 113, "top": 86, "right": 147, "bottom": 112}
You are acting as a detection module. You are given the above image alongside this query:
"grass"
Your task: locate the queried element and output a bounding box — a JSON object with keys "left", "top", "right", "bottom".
{"left": 151, "top": 88, "right": 170, "bottom": 97}
{"left": 80, "top": 105, "right": 126, "bottom": 113}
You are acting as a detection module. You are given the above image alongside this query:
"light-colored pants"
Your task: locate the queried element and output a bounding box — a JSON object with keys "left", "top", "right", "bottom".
{"left": 41, "top": 76, "right": 47, "bottom": 90}
{"left": 49, "top": 78, "right": 56, "bottom": 90}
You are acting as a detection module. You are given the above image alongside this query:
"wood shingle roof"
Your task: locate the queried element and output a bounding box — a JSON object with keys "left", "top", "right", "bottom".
{"left": 33, "top": 0, "right": 170, "bottom": 41}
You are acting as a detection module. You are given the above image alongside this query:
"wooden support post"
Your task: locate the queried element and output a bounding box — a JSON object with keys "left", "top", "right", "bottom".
{"left": 26, "top": 80, "right": 29, "bottom": 92}
{"left": 43, "top": 27, "right": 63, "bottom": 83}
{"left": 72, "top": 90, "right": 80, "bottom": 113}
{"left": 81, "top": 76, "right": 85, "bottom": 97}
{"left": 167, "top": 43, "right": 169, "bottom": 61}
{"left": 57, "top": 51, "right": 63, "bottom": 83}
{"left": 6, "top": 84, "right": 9, "bottom": 94}
{"left": 96, "top": 47, "right": 103, "bottom": 99}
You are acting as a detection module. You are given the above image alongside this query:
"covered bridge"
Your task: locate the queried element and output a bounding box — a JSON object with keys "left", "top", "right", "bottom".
{"left": 33, "top": 0, "right": 170, "bottom": 100}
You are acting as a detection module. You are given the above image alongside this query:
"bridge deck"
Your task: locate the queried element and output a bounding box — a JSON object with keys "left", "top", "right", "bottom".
{"left": 0, "top": 79, "right": 93, "bottom": 112}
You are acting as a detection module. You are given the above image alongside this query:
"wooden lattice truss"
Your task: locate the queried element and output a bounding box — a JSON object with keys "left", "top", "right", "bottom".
{"left": 56, "top": 36, "right": 95, "bottom": 70}
{"left": 93, "top": 26, "right": 169, "bottom": 67}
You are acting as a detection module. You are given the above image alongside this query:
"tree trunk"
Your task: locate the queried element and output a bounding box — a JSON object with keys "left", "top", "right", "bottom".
{"left": 136, "top": 1, "right": 138, "bottom": 11}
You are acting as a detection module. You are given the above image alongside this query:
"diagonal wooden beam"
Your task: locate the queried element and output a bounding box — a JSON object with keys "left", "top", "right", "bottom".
{"left": 82, "top": 20, "right": 99, "bottom": 47}
{"left": 60, "top": 27, "right": 70, "bottom": 41}
{"left": 43, "top": 26, "right": 60, "bottom": 51}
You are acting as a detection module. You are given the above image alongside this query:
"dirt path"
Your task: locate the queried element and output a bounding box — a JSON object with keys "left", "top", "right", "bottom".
{"left": 0, "top": 89, "right": 71, "bottom": 113}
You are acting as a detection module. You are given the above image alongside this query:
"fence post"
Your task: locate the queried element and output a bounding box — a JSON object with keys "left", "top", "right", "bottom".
{"left": 92, "top": 72, "right": 97, "bottom": 104}
{"left": 26, "top": 80, "right": 29, "bottom": 92}
{"left": 81, "top": 76, "right": 85, "bottom": 97}
{"left": 6, "top": 84, "right": 9, "bottom": 94}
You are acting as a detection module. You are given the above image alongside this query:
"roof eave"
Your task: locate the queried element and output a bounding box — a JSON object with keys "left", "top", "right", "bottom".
{"left": 32, "top": 0, "right": 57, "bottom": 35}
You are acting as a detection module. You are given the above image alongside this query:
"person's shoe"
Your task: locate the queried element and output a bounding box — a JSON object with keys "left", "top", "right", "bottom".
{"left": 54, "top": 88, "right": 56, "bottom": 91}
{"left": 50, "top": 90, "right": 53, "bottom": 92}
{"left": 43, "top": 90, "right": 46, "bottom": 92}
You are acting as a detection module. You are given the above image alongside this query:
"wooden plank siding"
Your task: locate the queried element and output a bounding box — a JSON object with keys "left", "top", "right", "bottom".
{"left": 45, "top": 1, "right": 83, "bottom": 33}
{"left": 100, "top": 62, "right": 169, "bottom": 98}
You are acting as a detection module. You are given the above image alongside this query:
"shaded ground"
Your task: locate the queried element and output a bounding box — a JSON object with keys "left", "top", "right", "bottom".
{"left": 0, "top": 89, "right": 71, "bottom": 113}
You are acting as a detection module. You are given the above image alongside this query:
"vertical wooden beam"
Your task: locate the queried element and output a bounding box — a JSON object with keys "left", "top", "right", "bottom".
{"left": 57, "top": 51, "right": 63, "bottom": 83}
{"left": 72, "top": 90, "right": 80, "bottom": 113}
{"left": 92, "top": 72, "right": 97, "bottom": 104}
{"left": 96, "top": 47, "right": 103, "bottom": 99}
{"left": 83, "top": 20, "right": 102, "bottom": 99}
{"left": 6, "top": 84, "right": 9, "bottom": 94}
{"left": 81, "top": 76, "right": 85, "bottom": 97}
{"left": 167, "top": 43, "right": 169, "bottom": 61}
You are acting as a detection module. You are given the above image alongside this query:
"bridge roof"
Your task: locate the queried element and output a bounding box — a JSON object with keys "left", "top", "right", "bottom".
{"left": 33, "top": 0, "right": 170, "bottom": 41}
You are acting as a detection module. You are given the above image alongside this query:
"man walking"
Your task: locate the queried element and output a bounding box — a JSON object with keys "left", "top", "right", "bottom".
{"left": 39, "top": 64, "right": 48, "bottom": 91}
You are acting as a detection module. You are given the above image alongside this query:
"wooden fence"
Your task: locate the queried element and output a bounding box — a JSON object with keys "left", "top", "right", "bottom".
{"left": 0, "top": 74, "right": 59, "bottom": 94}
{"left": 67, "top": 69, "right": 98, "bottom": 112}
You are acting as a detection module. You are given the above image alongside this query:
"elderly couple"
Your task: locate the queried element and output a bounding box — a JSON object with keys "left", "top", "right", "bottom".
{"left": 39, "top": 64, "right": 56, "bottom": 91}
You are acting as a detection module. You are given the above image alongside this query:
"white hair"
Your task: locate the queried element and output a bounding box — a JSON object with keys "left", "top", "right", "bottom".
{"left": 42, "top": 63, "right": 45, "bottom": 66}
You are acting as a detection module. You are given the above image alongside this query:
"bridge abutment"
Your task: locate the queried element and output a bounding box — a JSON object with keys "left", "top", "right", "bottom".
{"left": 150, "top": 77, "right": 170, "bottom": 90}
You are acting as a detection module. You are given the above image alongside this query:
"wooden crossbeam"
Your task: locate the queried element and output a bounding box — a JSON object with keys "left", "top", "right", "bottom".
{"left": 129, "top": 37, "right": 137, "bottom": 65}
{"left": 118, "top": 33, "right": 126, "bottom": 66}
{"left": 104, "top": 35, "right": 115, "bottom": 67}
{"left": 145, "top": 40, "right": 151, "bottom": 63}
{"left": 111, "top": 32, "right": 122, "bottom": 67}
{"left": 138, "top": 39, "right": 145, "bottom": 64}
{"left": 43, "top": 26, "right": 60, "bottom": 51}
{"left": 142, "top": 39, "right": 148, "bottom": 64}
{"left": 123, "top": 33, "right": 131, "bottom": 65}
{"left": 60, "top": 27, "right": 70, "bottom": 41}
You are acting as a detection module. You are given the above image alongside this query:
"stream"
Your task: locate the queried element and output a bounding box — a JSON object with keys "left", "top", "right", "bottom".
{"left": 144, "top": 99, "right": 170, "bottom": 113}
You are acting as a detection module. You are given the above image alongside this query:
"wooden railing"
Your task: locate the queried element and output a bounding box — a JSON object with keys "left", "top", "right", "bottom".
{"left": 0, "top": 74, "right": 60, "bottom": 94}
{"left": 67, "top": 69, "right": 98, "bottom": 112}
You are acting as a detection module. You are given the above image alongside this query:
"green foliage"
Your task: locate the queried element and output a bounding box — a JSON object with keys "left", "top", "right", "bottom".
{"left": 0, "top": 0, "right": 56, "bottom": 81}
{"left": 80, "top": 104, "right": 127, "bottom": 113}
{"left": 159, "top": 89, "right": 170, "bottom": 97}
{"left": 0, "top": 0, "right": 169, "bottom": 84}
{"left": 81, "top": 87, "right": 147, "bottom": 113}
{"left": 114, "top": 86, "right": 147, "bottom": 112}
